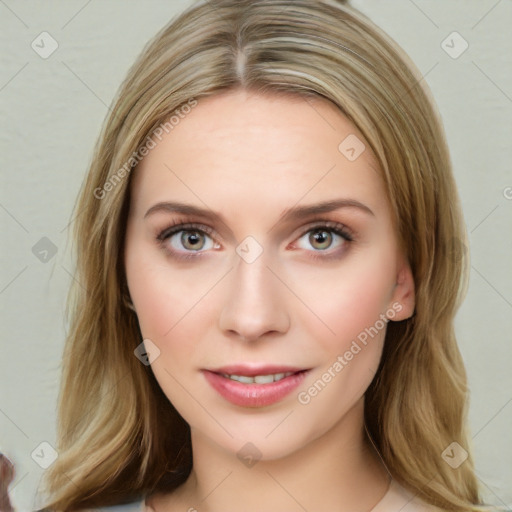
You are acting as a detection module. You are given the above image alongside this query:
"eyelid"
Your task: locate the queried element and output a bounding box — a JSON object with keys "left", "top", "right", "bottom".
{"left": 156, "top": 221, "right": 216, "bottom": 242}
{"left": 156, "top": 216, "right": 354, "bottom": 240}
{"left": 155, "top": 217, "right": 355, "bottom": 264}
{"left": 293, "top": 219, "right": 354, "bottom": 240}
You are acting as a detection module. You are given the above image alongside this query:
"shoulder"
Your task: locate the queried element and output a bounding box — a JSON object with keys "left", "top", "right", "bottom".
{"left": 373, "top": 479, "right": 443, "bottom": 512}
{"left": 377, "top": 479, "right": 508, "bottom": 512}
{"left": 84, "top": 500, "right": 146, "bottom": 511}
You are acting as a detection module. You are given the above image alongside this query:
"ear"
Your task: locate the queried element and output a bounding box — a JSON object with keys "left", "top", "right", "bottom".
{"left": 387, "top": 254, "right": 415, "bottom": 321}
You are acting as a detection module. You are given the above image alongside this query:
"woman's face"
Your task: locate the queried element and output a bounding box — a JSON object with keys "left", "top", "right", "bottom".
{"left": 124, "top": 88, "right": 414, "bottom": 459}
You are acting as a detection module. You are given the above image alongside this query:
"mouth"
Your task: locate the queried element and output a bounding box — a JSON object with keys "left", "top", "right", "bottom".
{"left": 219, "top": 371, "right": 298, "bottom": 384}
{"left": 202, "top": 365, "right": 310, "bottom": 407}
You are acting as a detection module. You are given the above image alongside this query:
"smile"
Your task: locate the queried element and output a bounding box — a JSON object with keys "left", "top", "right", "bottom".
{"left": 202, "top": 366, "right": 310, "bottom": 407}
{"left": 220, "top": 371, "right": 296, "bottom": 384}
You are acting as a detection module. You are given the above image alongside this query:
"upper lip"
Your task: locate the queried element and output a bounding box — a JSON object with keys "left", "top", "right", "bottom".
{"left": 206, "top": 364, "right": 308, "bottom": 376}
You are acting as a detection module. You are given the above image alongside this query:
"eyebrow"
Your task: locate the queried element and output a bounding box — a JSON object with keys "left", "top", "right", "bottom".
{"left": 144, "top": 198, "right": 374, "bottom": 225}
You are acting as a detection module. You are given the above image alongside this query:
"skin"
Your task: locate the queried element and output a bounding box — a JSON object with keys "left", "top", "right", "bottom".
{"left": 124, "top": 88, "right": 415, "bottom": 512}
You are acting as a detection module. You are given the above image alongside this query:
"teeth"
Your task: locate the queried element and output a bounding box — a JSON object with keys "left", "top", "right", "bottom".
{"left": 234, "top": 375, "right": 254, "bottom": 384}
{"left": 222, "top": 371, "right": 295, "bottom": 384}
{"left": 254, "top": 374, "right": 274, "bottom": 384}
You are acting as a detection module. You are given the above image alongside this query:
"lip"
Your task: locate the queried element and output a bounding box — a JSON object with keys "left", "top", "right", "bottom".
{"left": 208, "top": 364, "right": 306, "bottom": 377}
{"left": 202, "top": 365, "right": 310, "bottom": 408}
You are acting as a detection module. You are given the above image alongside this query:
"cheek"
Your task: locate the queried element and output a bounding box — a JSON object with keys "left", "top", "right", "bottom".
{"left": 292, "top": 254, "right": 395, "bottom": 422}
{"left": 289, "top": 248, "right": 397, "bottom": 357}
{"left": 126, "top": 257, "right": 212, "bottom": 401}
{"left": 126, "top": 242, "right": 219, "bottom": 341}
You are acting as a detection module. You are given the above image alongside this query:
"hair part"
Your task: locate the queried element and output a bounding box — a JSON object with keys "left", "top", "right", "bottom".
{"left": 41, "top": 1, "right": 484, "bottom": 510}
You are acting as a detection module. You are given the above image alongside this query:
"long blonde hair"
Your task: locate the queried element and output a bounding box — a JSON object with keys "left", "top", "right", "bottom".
{"left": 41, "top": 0, "right": 487, "bottom": 510}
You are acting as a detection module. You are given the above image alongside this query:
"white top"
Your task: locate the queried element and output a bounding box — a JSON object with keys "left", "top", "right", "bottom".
{"left": 95, "top": 478, "right": 440, "bottom": 511}
{"left": 371, "top": 478, "right": 439, "bottom": 512}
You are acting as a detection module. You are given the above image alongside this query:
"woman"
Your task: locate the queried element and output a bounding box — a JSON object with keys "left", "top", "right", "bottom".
{"left": 37, "top": 0, "right": 492, "bottom": 510}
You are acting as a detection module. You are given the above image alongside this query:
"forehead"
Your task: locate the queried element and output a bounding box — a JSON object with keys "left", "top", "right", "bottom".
{"left": 130, "top": 89, "right": 385, "bottom": 216}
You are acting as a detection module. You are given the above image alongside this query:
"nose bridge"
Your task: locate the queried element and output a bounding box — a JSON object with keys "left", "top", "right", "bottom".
{"left": 218, "top": 247, "right": 289, "bottom": 341}
{"left": 234, "top": 250, "right": 273, "bottom": 300}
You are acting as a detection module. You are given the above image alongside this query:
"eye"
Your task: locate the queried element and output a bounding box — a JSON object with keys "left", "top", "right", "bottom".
{"left": 156, "top": 222, "right": 220, "bottom": 259}
{"left": 156, "top": 220, "right": 354, "bottom": 261}
{"left": 293, "top": 221, "right": 353, "bottom": 257}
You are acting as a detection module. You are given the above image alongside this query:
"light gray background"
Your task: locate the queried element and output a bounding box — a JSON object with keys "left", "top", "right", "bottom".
{"left": 1, "top": 1, "right": 511, "bottom": 510}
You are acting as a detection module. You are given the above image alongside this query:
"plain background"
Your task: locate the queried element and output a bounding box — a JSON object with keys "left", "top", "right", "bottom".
{"left": 1, "top": 1, "right": 511, "bottom": 509}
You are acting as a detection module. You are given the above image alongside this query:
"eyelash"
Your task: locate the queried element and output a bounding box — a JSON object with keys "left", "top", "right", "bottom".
{"left": 155, "top": 218, "right": 354, "bottom": 261}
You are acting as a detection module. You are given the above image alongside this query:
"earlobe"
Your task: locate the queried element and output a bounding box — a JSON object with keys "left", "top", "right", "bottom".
{"left": 388, "top": 262, "right": 415, "bottom": 321}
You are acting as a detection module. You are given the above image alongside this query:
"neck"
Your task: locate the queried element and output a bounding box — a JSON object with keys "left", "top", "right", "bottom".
{"left": 168, "top": 398, "right": 391, "bottom": 512}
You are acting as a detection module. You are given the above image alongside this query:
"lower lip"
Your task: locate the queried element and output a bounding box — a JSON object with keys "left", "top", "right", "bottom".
{"left": 203, "top": 370, "right": 309, "bottom": 407}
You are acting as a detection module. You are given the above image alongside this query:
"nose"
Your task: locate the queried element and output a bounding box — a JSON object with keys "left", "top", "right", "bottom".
{"left": 218, "top": 251, "right": 290, "bottom": 343}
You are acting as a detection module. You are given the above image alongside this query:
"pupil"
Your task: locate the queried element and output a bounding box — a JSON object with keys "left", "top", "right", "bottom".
{"left": 311, "top": 229, "right": 331, "bottom": 249}
{"left": 183, "top": 231, "right": 204, "bottom": 250}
